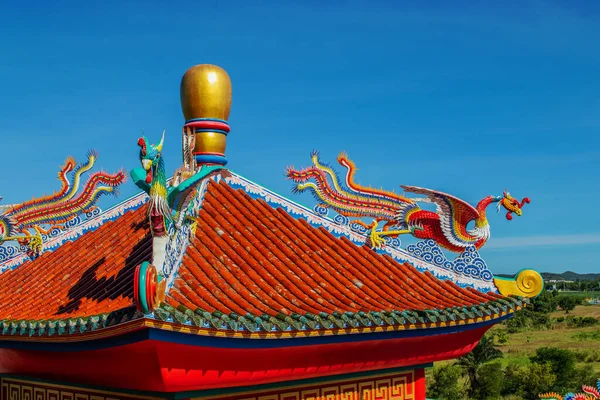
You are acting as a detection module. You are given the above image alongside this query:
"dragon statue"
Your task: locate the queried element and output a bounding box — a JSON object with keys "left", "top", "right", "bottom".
{"left": 0, "top": 151, "right": 125, "bottom": 256}
{"left": 135, "top": 133, "right": 171, "bottom": 236}
{"left": 131, "top": 132, "right": 226, "bottom": 236}
{"left": 286, "top": 151, "right": 530, "bottom": 252}
{"left": 539, "top": 378, "right": 600, "bottom": 399}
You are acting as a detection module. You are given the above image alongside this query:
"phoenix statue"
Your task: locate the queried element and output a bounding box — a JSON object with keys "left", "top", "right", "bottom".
{"left": 286, "top": 151, "right": 530, "bottom": 252}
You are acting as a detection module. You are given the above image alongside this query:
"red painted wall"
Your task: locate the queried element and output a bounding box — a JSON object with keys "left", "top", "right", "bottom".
{"left": 0, "top": 325, "right": 489, "bottom": 393}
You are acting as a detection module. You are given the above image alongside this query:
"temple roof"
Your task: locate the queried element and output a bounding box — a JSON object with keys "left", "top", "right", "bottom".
{"left": 0, "top": 204, "right": 148, "bottom": 336}
{"left": 0, "top": 172, "right": 527, "bottom": 340}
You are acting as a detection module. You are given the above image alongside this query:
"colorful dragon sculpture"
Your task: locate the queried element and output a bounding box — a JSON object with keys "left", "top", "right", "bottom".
{"left": 0, "top": 151, "right": 125, "bottom": 256}
{"left": 131, "top": 132, "right": 226, "bottom": 237}
{"left": 286, "top": 151, "right": 530, "bottom": 252}
{"left": 136, "top": 133, "right": 171, "bottom": 236}
{"left": 539, "top": 378, "right": 600, "bottom": 399}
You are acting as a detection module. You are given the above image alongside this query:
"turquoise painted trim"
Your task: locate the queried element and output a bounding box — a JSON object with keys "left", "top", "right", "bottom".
{"left": 194, "top": 154, "right": 227, "bottom": 165}
{"left": 0, "top": 307, "right": 139, "bottom": 338}
{"left": 167, "top": 165, "right": 225, "bottom": 208}
{"left": 130, "top": 168, "right": 151, "bottom": 194}
{"left": 139, "top": 262, "right": 150, "bottom": 314}
{"left": 185, "top": 118, "right": 228, "bottom": 124}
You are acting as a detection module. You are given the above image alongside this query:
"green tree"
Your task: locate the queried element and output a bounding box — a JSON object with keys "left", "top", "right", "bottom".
{"left": 427, "top": 364, "right": 465, "bottom": 400}
{"left": 522, "top": 363, "right": 556, "bottom": 400}
{"left": 496, "top": 329, "right": 509, "bottom": 345}
{"left": 532, "top": 290, "right": 557, "bottom": 313}
{"left": 501, "top": 363, "right": 526, "bottom": 398}
{"left": 457, "top": 334, "right": 503, "bottom": 397}
{"left": 573, "top": 365, "right": 598, "bottom": 392}
{"left": 530, "top": 347, "right": 576, "bottom": 392}
{"left": 472, "top": 362, "right": 503, "bottom": 399}
{"left": 557, "top": 295, "right": 577, "bottom": 313}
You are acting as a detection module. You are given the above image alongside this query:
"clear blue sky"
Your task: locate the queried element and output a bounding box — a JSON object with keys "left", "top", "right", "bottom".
{"left": 1, "top": 1, "right": 599, "bottom": 274}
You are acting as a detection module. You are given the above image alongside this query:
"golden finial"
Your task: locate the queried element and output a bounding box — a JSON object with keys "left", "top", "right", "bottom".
{"left": 180, "top": 64, "right": 232, "bottom": 166}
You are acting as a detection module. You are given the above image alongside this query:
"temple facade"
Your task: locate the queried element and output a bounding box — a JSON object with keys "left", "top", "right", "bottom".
{"left": 0, "top": 64, "right": 543, "bottom": 400}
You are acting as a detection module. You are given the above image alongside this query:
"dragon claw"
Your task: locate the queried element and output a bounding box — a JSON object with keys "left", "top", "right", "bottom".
{"left": 369, "top": 229, "right": 386, "bottom": 249}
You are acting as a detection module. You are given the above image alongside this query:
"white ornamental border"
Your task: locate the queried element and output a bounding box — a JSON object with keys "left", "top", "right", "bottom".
{"left": 162, "top": 178, "right": 212, "bottom": 291}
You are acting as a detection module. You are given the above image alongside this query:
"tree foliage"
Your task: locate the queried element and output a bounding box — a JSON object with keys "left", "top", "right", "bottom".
{"left": 472, "top": 362, "right": 503, "bottom": 399}
{"left": 457, "top": 334, "right": 503, "bottom": 398}
{"left": 530, "top": 347, "right": 576, "bottom": 393}
{"left": 427, "top": 364, "right": 465, "bottom": 400}
{"left": 522, "top": 362, "right": 557, "bottom": 400}
{"left": 557, "top": 295, "right": 578, "bottom": 313}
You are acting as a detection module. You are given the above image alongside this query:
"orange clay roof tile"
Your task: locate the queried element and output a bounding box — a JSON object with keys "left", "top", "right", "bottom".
{"left": 0, "top": 205, "right": 151, "bottom": 323}
{"left": 0, "top": 177, "right": 524, "bottom": 338}
{"left": 163, "top": 180, "right": 522, "bottom": 324}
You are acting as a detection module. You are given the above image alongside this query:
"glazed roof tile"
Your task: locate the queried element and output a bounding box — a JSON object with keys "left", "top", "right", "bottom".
{"left": 160, "top": 180, "right": 524, "bottom": 333}
{"left": 0, "top": 176, "right": 526, "bottom": 339}
{"left": 0, "top": 205, "right": 151, "bottom": 334}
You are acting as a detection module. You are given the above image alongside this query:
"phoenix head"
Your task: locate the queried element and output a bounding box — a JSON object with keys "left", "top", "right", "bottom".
{"left": 497, "top": 190, "right": 530, "bottom": 220}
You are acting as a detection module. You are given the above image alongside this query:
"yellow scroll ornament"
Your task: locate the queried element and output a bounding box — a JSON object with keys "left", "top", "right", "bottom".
{"left": 494, "top": 269, "right": 544, "bottom": 298}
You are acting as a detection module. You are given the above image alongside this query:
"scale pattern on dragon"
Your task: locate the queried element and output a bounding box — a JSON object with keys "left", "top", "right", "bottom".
{"left": 286, "top": 151, "right": 530, "bottom": 252}
{"left": 0, "top": 151, "right": 125, "bottom": 256}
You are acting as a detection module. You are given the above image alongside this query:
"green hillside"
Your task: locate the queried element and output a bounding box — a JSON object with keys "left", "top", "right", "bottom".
{"left": 542, "top": 271, "right": 600, "bottom": 281}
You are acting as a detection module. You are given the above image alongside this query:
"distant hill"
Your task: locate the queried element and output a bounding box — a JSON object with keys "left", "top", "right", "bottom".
{"left": 541, "top": 271, "right": 600, "bottom": 281}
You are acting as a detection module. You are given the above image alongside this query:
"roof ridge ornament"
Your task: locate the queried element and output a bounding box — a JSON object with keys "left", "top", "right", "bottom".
{"left": 0, "top": 151, "right": 125, "bottom": 258}
{"left": 131, "top": 64, "right": 232, "bottom": 277}
{"left": 286, "top": 151, "right": 530, "bottom": 253}
{"left": 180, "top": 64, "right": 232, "bottom": 168}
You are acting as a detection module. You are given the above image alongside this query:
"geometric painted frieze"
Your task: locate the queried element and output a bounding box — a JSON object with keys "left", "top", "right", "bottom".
{"left": 190, "top": 370, "right": 421, "bottom": 400}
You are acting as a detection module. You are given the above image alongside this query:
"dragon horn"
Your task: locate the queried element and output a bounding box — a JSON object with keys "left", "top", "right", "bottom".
{"left": 156, "top": 130, "right": 165, "bottom": 152}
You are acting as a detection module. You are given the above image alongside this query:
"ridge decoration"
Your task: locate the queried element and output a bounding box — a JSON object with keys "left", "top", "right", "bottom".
{"left": 494, "top": 269, "right": 544, "bottom": 298}
{"left": 130, "top": 132, "right": 228, "bottom": 282}
{"left": 131, "top": 132, "right": 227, "bottom": 237}
{"left": 539, "top": 378, "right": 600, "bottom": 399}
{"left": 286, "top": 151, "right": 530, "bottom": 252}
{"left": 0, "top": 151, "right": 125, "bottom": 257}
{"left": 406, "top": 239, "right": 493, "bottom": 281}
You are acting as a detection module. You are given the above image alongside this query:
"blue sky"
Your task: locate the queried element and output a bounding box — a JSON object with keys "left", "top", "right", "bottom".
{"left": 0, "top": 1, "right": 598, "bottom": 274}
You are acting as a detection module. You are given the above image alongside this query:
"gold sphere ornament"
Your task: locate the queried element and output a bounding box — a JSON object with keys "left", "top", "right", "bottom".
{"left": 180, "top": 64, "right": 232, "bottom": 166}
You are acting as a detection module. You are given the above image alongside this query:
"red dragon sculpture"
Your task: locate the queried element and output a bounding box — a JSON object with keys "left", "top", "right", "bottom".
{"left": 286, "top": 151, "right": 530, "bottom": 252}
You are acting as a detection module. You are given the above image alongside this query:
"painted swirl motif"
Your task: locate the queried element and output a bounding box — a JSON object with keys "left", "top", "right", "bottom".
{"left": 333, "top": 214, "right": 349, "bottom": 226}
{"left": 515, "top": 269, "right": 544, "bottom": 297}
{"left": 0, "top": 245, "right": 19, "bottom": 261}
{"left": 349, "top": 222, "right": 368, "bottom": 234}
{"left": 384, "top": 236, "right": 402, "bottom": 249}
{"left": 313, "top": 204, "right": 329, "bottom": 216}
{"left": 406, "top": 239, "right": 493, "bottom": 282}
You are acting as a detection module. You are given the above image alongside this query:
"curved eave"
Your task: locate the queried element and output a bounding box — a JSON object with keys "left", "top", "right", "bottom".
{"left": 0, "top": 305, "right": 520, "bottom": 350}
{"left": 0, "top": 315, "right": 507, "bottom": 393}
